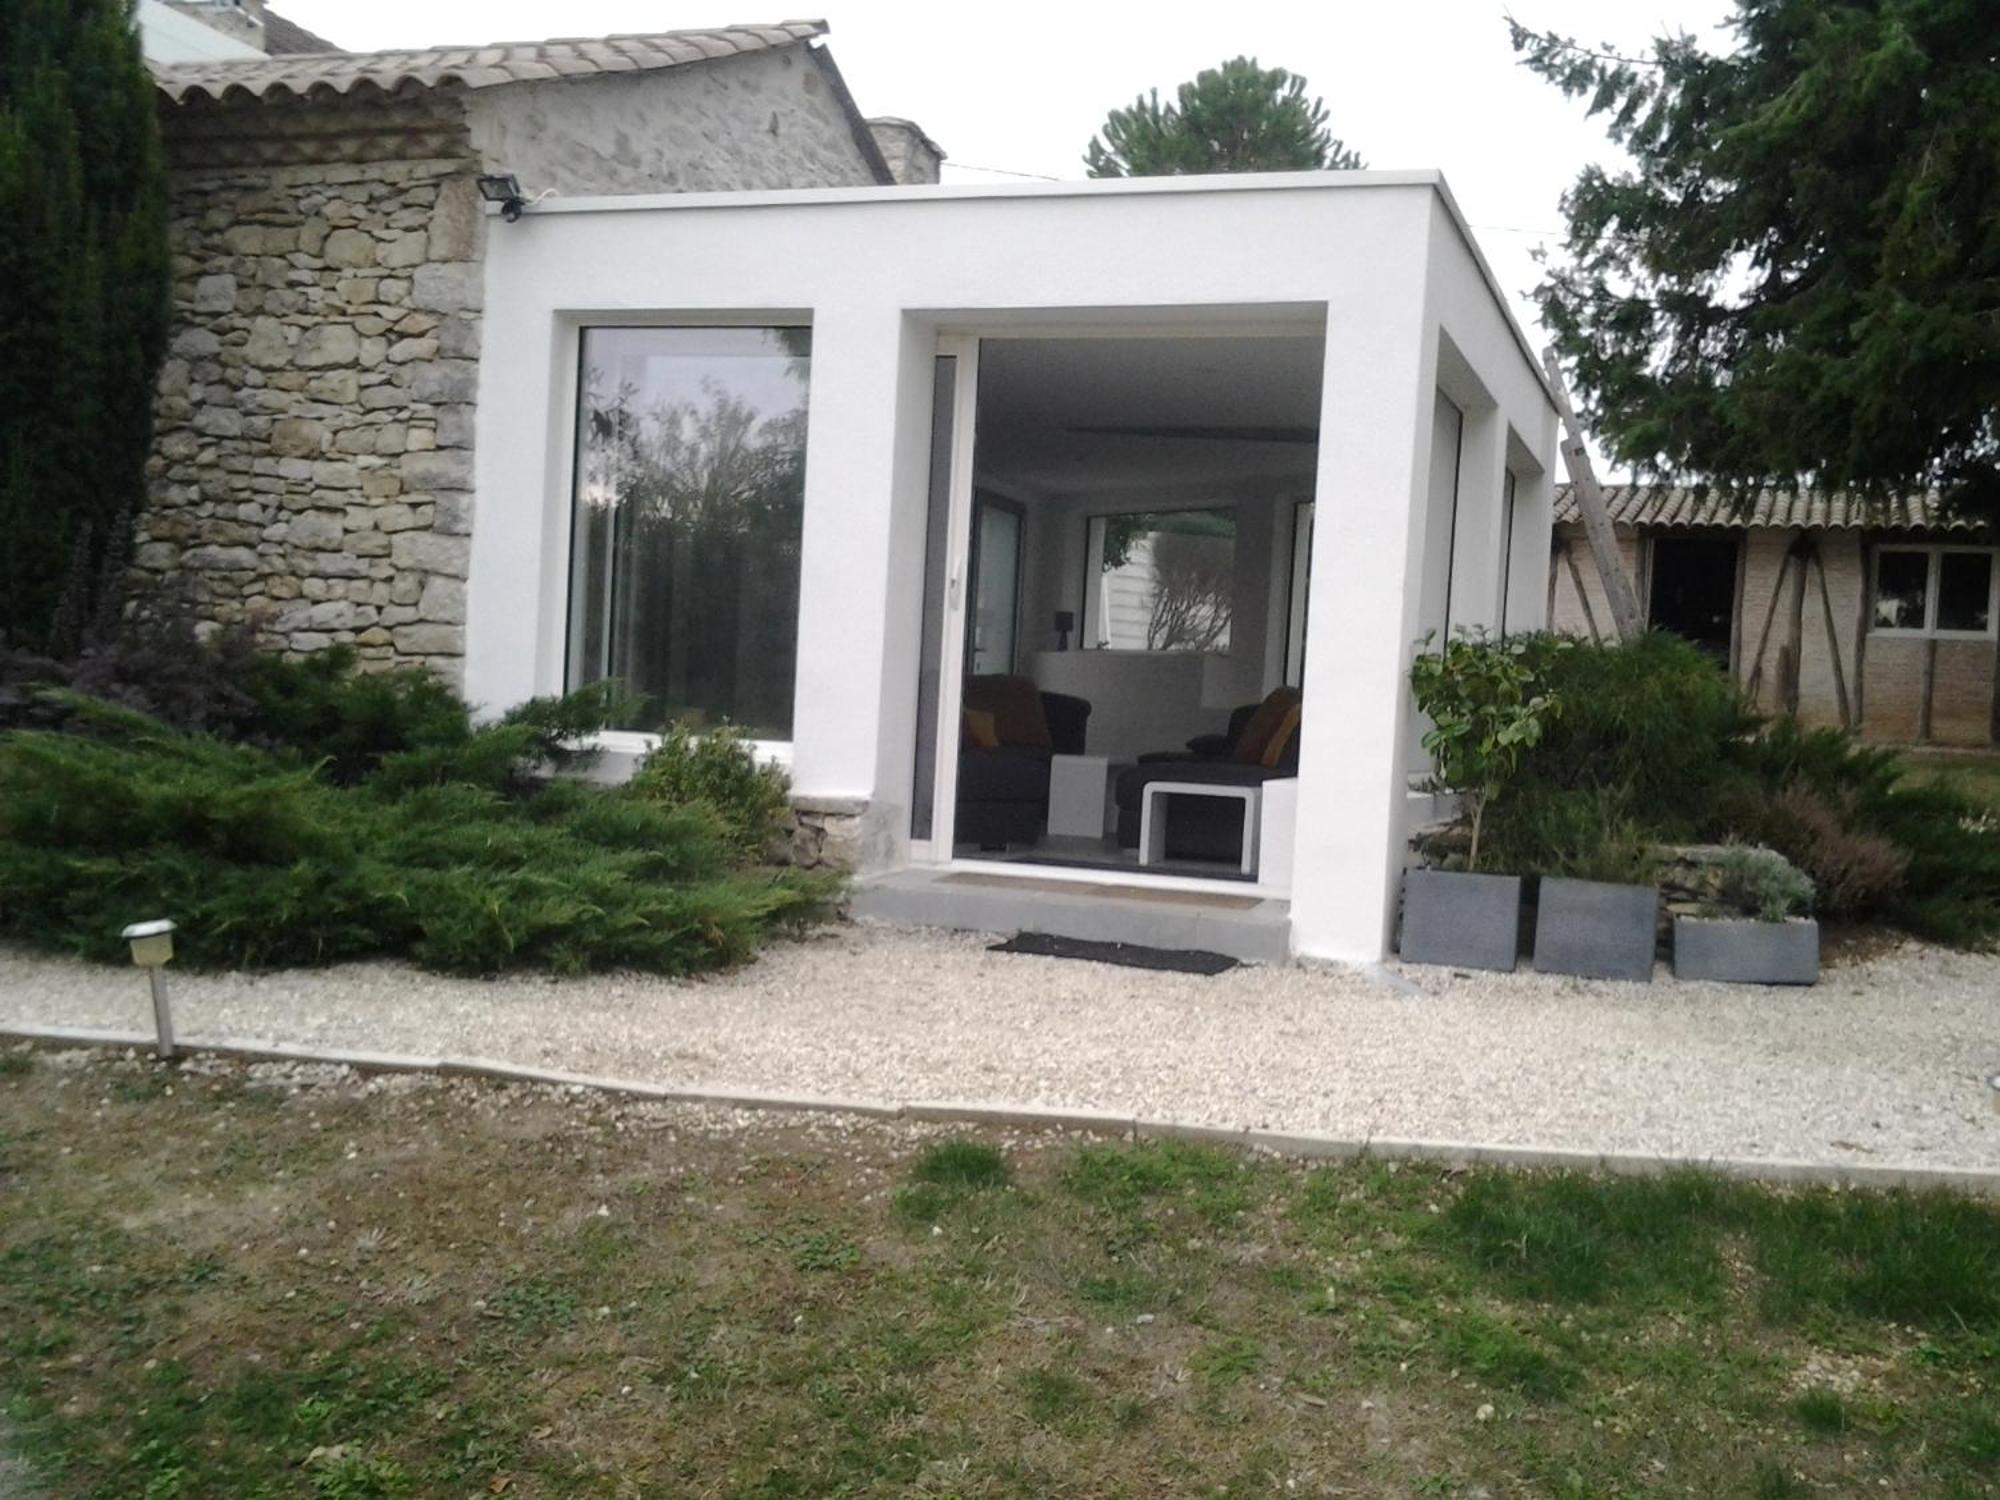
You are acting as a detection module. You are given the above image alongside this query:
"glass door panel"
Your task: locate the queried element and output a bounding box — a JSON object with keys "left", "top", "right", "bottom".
{"left": 968, "top": 496, "right": 1022, "bottom": 676}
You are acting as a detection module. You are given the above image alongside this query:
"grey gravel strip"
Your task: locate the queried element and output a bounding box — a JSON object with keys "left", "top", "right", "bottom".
{"left": 5, "top": 925, "right": 1995, "bottom": 1174}
{"left": 7, "top": 1023, "right": 1996, "bottom": 1197}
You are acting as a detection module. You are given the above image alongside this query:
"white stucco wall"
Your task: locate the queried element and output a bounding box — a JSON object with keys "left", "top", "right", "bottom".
{"left": 465, "top": 172, "right": 1555, "bottom": 961}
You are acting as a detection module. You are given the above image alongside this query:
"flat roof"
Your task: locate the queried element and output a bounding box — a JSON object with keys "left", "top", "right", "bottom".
{"left": 518, "top": 170, "right": 1552, "bottom": 400}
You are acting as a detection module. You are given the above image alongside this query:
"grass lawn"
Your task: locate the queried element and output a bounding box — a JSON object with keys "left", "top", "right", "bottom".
{"left": 2, "top": 1048, "right": 1997, "bottom": 1498}
{"left": 1898, "top": 749, "right": 2000, "bottom": 814}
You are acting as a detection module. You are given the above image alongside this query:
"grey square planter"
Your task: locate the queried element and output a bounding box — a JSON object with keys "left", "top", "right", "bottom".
{"left": 1398, "top": 869, "right": 1522, "bottom": 972}
{"left": 1673, "top": 916, "right": 1819, "bottom": 986}
{"left": 1533, "top": 877, "right": 1658, "bottom": 982}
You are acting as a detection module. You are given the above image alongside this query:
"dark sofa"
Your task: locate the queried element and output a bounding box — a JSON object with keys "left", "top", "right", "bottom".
{"left": 1113, "top": 688, "right": 1300, "bottom": 864}
{"left": 956, "top": 674, "right": 1091, "bottom": 849}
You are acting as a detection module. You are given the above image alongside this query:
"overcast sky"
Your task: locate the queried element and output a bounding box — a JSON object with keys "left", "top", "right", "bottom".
{"left": 275, "top": 0, "right": 1736, "bottom": 418}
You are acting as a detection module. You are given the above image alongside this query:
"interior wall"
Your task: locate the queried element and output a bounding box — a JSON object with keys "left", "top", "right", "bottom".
{"left": 992, "top": 477, "right": 1306, "bottom": 759}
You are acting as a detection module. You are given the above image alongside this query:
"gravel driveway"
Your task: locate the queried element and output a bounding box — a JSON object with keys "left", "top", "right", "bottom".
{"left": 4, "top": 923, "right": 1996, "bottom": 1173}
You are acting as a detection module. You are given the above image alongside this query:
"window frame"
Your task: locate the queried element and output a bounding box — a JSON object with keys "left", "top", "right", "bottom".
{"left": 560, "top": 317, "right": 814, "bottom": 761}
{"left": 1868, "top": 543, "right": 1998, "bottom": 641}
{"left": 1078, "top": 503, "right": 1240, "bottom": 655}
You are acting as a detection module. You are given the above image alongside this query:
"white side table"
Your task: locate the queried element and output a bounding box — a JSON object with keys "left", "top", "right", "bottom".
{"left": 1257, "top": 777, "right": 1298, "bottom": 891}
{"left": 1138, "top": 780, "right": 1261, "bottom": 876}
{"left": 1046, "top": 753, "right": 1111, "bottom": 838}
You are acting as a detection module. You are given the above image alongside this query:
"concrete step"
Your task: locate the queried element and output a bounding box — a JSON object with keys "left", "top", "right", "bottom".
{"left": 849, "top": 869, "right": 1291, "bottom": 964}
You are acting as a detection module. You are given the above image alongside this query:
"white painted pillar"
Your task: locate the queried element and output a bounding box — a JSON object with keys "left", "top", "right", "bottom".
{"left": 789, "top": 301, "right": 910, "bottom": 802}
{"left": 1290, "top": 284, "right": 1438, "bottom": 963}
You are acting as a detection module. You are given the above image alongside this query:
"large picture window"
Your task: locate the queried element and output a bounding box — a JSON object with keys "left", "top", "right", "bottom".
{"left": 1870, "top": 546, "right": 1996, "bottom": 639}
{"left": 1083, "top": 508, "right": 1236, "bottom": 653}
{"left": 566, "top": 325, "right": 810, "bottom": 738}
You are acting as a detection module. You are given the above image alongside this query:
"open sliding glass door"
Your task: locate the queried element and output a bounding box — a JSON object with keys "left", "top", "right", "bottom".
{"left": 906, "top": 335, "right": 980, "bottom": 864}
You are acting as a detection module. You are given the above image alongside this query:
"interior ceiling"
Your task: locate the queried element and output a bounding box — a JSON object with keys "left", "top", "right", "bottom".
{"left": 973, "top": 336, "right": 1324, "bottom": 499}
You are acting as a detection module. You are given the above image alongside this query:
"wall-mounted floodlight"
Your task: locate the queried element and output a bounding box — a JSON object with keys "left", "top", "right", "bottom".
{"left": 476, "top": 172, "right": 527, "bottom": 223}
{"left": 120, "top": 918, "right": 178, "bottom": 1060}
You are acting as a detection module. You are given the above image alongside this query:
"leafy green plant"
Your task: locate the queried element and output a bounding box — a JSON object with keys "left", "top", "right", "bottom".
{"left": 0, "top": 688, "right": 829, "bottom": 976}
{"left": 1408, "top": 629, "right": 1567, "bottom": 870}
{"left": 628, "top": 721, "right": 791, "bottom": 858}
{"left": 1712, "top": 847, "right": 1816, "bottom": 923}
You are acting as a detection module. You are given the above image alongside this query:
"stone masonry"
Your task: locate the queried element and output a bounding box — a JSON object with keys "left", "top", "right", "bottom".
{"left": 142, "top": 96, "right": 484, "bottom": 680}
{"left": 143, "top": 31, "right": 898, "bottom": 686}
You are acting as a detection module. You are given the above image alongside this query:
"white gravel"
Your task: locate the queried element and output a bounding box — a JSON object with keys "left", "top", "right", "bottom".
{"left": 4, "top": 923, "right": 1996, "bottom": 1172}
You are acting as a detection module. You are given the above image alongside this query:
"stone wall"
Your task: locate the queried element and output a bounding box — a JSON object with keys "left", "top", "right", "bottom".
{"left": 466, "top": 48, "right": 883, "bottom": 197}
{"left": 142, "top": 94, "right": 484, "bottom": 680}
{"left": 141, "top": 49, "right": 899, "bottom": 687}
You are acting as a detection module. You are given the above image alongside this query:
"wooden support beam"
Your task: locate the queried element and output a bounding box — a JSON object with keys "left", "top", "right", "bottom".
{"left": 1542, "top": 351, "right": 1645, "bottom": 641}
{"left": 1811, "top": 546, "right": 1851, "bottom": 729}
{"left": 1745, "top": 543, "right": 1796, "bottom": 703}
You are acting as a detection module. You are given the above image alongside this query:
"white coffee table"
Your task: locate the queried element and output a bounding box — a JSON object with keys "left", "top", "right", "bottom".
{"left": 1046, "top": 753, "right": 1111, "bottom": 838}
{"left": 1138, "top": 780, "right": 1261, "bottom": 876}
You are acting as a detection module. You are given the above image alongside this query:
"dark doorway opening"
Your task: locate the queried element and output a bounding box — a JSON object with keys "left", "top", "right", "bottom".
{"left": 1648, "top": 534, "right": 1738, "bottom": 662}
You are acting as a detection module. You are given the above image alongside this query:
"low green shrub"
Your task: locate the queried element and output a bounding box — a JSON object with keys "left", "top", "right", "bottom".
{"left": 1712, "top": 846, "right": 1815, "bottom": 922}
{"left": 1453, "top": 633, "right": 1997, "bottom": 946}
{"left": 0, "top": 690, "right": 831, "bottom": 976}
{"left": 628, "top": 722, "right": 792, "bottom": 857}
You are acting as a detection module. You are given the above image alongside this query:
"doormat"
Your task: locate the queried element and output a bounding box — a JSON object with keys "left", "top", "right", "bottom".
{"left": 989, "top": 931, "right": 1240, "bottom": 975}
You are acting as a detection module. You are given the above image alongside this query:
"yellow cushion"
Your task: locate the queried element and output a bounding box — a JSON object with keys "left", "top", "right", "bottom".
{"left": 1233, "top": 686, "right": 1303, "bottom": 765}
{"left": 962, "top": 707, "right": 1001, "bottom": 749}
{"left": 1260, "top": 703, "right": 1302, "bottom": 768}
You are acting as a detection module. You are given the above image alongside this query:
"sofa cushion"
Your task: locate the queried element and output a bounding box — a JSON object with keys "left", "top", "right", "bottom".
{"left": 964, "top": 674, "right": 1051, "bottom": 750}
{"left": 962, "top": 707, "right": 1000, "bottom": 749}
{"left": 1260, "top": 703, "right": 1302, "bottom": 767}
{"left": 1231, "top": 686, "right": 1302, "bottom": 765}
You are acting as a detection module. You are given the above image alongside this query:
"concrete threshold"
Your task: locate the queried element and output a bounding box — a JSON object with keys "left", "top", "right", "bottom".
{"left": 6, "top": 1022, "right": 1995, "bottom": 1198}
{"left": 848, "top": 868, "right": 1291, "bottom": 962}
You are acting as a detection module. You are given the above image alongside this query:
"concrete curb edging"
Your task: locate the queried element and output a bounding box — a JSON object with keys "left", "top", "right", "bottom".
{"left": 5, "top": 1022, "right": 1995, "bottom": 1198}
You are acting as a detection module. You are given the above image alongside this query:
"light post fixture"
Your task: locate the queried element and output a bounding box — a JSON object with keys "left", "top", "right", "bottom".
{"left": 120, "top": 919, "right": 178, "bottom": 1060}
{"left": 476, "top": 172, "right": 527, "bottom": 222}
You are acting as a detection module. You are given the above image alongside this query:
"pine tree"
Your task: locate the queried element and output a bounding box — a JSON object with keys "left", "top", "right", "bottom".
{"left": 1515, "top": 0, "right": 2000, "bottom": 519}
{"left": 1085, "top": 57, "right": 1364, "bottom": 178}
{"left": 0, "top": 0, "right": 170, "bottom": 649}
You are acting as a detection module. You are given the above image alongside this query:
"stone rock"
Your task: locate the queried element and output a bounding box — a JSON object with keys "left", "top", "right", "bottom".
{"left": 401, "top": 450, "right": 471, "bottom": 491}
{"left": 390, "top": 531, "right": 470, "bottom": 577}
{"left": 306, "top": 370, "right": 360, "bottom": 404}
{"left": 427, "top": 175, "right": 482, "bottom": 261}
{"left": 286, "top": 512, "right": 344, "bottom": 549}
{"left": 311, "top": 460, "right": 362, "bottom": 490}
{"left": 269, "top": 418, "right": 325, "bottom": 457}
{"left": 412, "top": 263, "right": 482, "bottom": 314}
{"left": 418, "top": 575, "right": 465, "bottom": 623}
{"left": 410, "top": 359, "right": 478, "bottom": 403}
{"left": 392, "top": 623, "right": 464, "bottom": 656}
{"left": 193, "top": 273, "right": 237, "bottom": 313}
{"left": 378, "top": 232, "right": 428, "bottom": 269}
{"left": 183, "top": 545, "right": 259, "bottom": 571}
{"left": 387, "top": 337, "right": 438, "bottom": 364}
{"left": 323, "top": 228, "right": 378, "bottom": 268}
{"left": 241, "top": 317, "right": 293, "bottom": 367}
{"left": 297, "top": 324, "right": 360, "bottom": 368}
{"left": 194, "top": 405, "right": 244, "bottom": 438}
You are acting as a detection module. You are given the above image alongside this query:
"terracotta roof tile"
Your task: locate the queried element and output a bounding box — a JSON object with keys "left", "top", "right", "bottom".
{"left": 150, "top": 20, "right": 829, "bottom": 104}
{"left": 1552, "top": 484, "right": 1985, "bottom": 535}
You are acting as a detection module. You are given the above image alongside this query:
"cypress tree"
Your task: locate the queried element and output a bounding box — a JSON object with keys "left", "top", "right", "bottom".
{"left": 0, "top": 0, "right": 170, "bottom": 649}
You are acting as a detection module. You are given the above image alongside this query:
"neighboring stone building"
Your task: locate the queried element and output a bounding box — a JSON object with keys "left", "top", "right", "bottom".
{"left": 1550, "top": 486, "right": 1998, "bottom": 746}
{"left": 140, "top": 20, "right": 939, "bottom": 684}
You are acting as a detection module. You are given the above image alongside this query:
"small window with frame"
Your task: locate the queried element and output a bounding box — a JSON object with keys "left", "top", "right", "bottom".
{"left": 1871, "top": 545, "right": 1997, "bottom": 639}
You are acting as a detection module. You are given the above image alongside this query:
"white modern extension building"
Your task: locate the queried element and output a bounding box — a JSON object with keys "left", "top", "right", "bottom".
{"left": 462, "top": 169, "right": 1560, "bottom": 963}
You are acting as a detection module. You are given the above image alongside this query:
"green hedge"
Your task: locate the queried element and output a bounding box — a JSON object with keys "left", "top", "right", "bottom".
{"left": 0, "top": 680, "right": 831, "bottom": 976}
